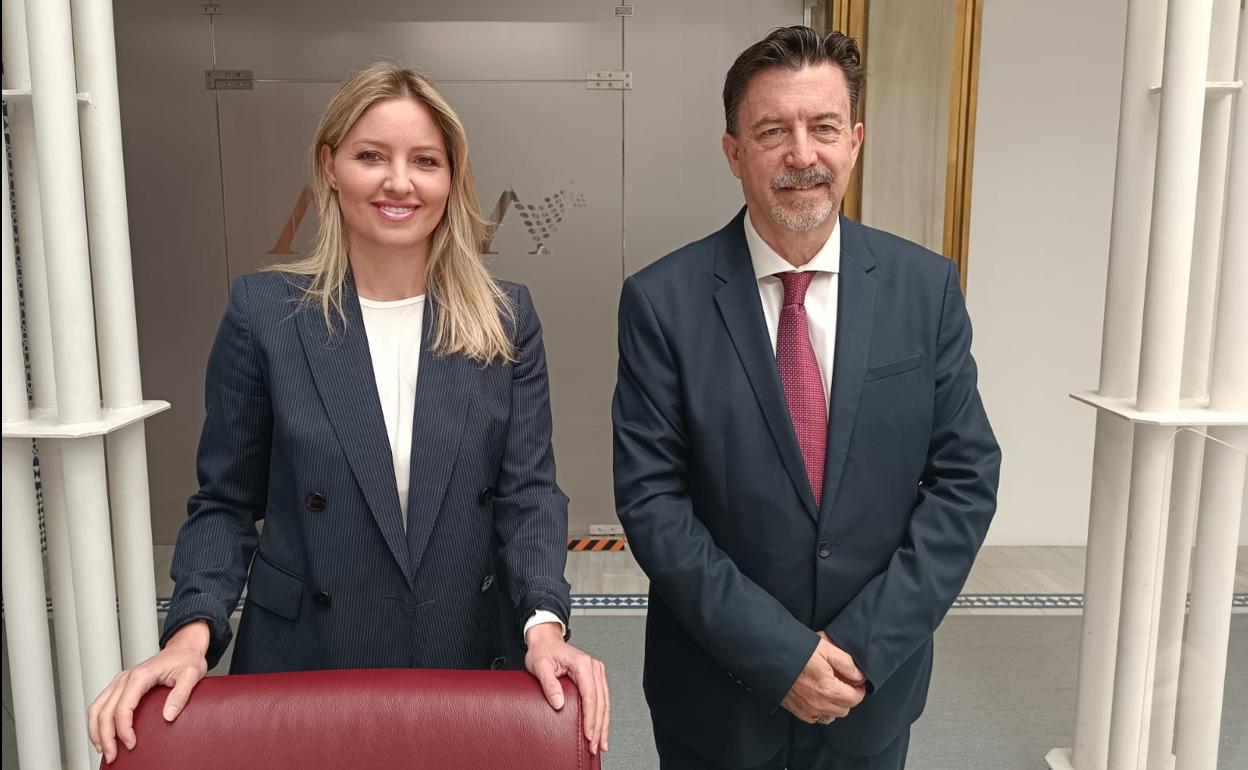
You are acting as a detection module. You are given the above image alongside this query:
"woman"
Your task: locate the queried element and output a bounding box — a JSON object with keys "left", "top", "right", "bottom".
{"left": 88, "top": 63, "right": 608, "bottom": 763}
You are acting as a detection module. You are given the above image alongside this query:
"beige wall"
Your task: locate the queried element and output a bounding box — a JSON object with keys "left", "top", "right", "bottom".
{"left": 968, "top": 0, "right": 1128, "bottom": 545}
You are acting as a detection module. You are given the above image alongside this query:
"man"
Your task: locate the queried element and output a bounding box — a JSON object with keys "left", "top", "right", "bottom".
{"left": 612, "top": 26, "right": 1001, "bottom": 770}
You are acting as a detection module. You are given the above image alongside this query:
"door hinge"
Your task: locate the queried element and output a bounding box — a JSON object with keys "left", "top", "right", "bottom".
{"left": 202, "top": 3, "right": 221, "bottom": 15}
{"left": 586, "top": 70, "right": 632, "bottom": 91}
{"left": 205, "top": 69, "right": 253, "bottom": 90}
{"left": 614, "top": 6, "right": 634, "bottom": 16}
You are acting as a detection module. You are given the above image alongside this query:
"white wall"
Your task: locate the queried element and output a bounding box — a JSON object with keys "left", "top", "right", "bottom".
{"left": 968, "top": 0, "right": 1129, "bottom": 545}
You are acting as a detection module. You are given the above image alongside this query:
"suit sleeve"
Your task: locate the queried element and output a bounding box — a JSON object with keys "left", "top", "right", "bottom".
{"left": 161, "top": 276, "right": 270, "bottom": 668}
{"left": 492, "top": 285, "right": 572, "bottom": 639}
{"left": 825, "top": 260, "right": 1001, "bottom": 691}
{"left": 613, "top": 276, "right": 818, "bottom": 711}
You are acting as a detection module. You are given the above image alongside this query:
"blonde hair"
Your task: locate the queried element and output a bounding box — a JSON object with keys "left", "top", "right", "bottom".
{"left": 271, "top": 62, "right": 514, "bottom": 363}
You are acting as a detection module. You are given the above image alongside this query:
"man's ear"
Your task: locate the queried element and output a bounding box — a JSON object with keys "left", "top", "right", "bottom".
{"left": 722, "top": 132, "right": 743, "bottom": 180}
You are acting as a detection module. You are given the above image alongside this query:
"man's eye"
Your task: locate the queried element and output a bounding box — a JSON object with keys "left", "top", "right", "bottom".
{"left": 814, "top": 124, "right": 836, "bottom": 134}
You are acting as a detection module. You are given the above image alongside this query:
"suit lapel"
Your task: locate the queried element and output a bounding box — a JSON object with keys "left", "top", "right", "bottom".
{"left": 294, "top": 277, "right": 413, "bottom": 583}
{"left": 404, "top": 298, "right": 476, "bottom": 578}
{"left": 820, "top": 218, "right": 877, "bottom": 519}
{"left": 713, "top": 211, "right": 820, "bottom": 518}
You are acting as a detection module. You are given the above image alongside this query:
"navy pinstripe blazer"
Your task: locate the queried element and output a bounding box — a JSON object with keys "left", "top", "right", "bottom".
{"left": 161, "top": 271, "right": 571, "bottom": 673}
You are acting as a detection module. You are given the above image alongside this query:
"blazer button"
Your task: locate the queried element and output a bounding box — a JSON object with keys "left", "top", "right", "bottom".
{"left": 312, "top": 591, "right": 332, "bottom": 608}
{"left": 490, "top": 656, "right": 507, "bottom": 670}
{"left": 305, "top": 493, "right": 326, "bottom": 512}
{"left": 817, "top": 541, "right": 832, "bottom": 559}
{"left": 480, "top": 575, "right": 495, "bottom": 592}
{"left": 478, "top": 487, "right": 495, "bottom": 506}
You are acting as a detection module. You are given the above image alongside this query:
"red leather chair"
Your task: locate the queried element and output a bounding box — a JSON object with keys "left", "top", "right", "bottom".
{"left": 105, "top": 668, "right": 600, "bottom": 769}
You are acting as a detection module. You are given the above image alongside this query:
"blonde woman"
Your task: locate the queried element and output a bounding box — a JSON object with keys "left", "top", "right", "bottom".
{"left": 88, "top": 63, "right": 608, "bottom": 762}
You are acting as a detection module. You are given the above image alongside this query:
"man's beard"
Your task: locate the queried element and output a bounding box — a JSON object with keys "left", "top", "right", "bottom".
{"left": 769, "top": 167, "right": 836, "bottom": 232}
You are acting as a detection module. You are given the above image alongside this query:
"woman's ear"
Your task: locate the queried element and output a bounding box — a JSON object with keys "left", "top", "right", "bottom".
{"left": 320, "top": 144, "right": 337, "bottom": 189}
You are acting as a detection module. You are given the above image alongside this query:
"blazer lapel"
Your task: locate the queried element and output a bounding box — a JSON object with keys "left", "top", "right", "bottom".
{"left": 294, "top": 278, "right": 413, "bottom": 584}
{"left": 404, "top": 298, "right": 476, "bottom": 578}
{"left": 820, "top": 217, "right": 877, "bottom": 519}
{"left": 713, "top": 211, "right": 820, "bottom": 519}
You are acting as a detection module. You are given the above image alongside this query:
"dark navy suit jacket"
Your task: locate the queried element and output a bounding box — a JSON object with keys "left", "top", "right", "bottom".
{"left": 613, "top": 211, "right": 1001, "bottom": 764}
{"left": 162, "top": 271, "right": 571, "bottom": 674}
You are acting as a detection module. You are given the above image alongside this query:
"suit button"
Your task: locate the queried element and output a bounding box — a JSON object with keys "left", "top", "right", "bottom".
{"left": 480, "top": 575, "right": 494, "bottom": 592}
{"left": 490, "top": 656, "right": 507, "bottom": 670}
{"left": 312, "top": 591, "right": 332, "bottom": 608}
{"left": 818, "top": 541, "right": 832, "bottom": 559}
{"left": 305, "top": 493, "right": 326, "bottom": 512}
{"left": 478, "top": 487, "right": 494, "bottom": 506}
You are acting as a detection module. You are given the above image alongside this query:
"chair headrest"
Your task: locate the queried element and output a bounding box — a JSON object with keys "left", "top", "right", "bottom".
{"left": 106, "top": 668, "right": 598, "bottom": 770}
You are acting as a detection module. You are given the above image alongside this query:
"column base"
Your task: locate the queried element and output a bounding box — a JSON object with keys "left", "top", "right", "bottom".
{"left": 1045, "top": 747, "right": 1075, "bottom": 770}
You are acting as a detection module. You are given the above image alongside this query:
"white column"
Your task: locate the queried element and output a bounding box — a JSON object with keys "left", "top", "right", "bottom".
{"left": 1146, "top": 3, "right": 1242, "bottom": 768}
{"left": 23, "top": 0, "right": 124, "bottom": 703}
{"left": 1060, "top": 2, "right": 1168, "bottom": 769}
{"left": 1, "top": 118, "right": 64, "bottom": 770}
{"left": 3, "top": 1, "right": 93, "bottom": 766}
{"left": 72, "top": 0, "right": 159, "bottom": 665}
{"left": 1174, "top": 8, "right": 1248, "bottom": 767}
{"left": 1108, "top": 0, "right": 1216, "bottom": 767}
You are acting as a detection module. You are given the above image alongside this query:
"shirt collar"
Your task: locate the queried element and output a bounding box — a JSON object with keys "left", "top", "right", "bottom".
{"left": 744, "top": 209, "right": 841, "bottom": 280}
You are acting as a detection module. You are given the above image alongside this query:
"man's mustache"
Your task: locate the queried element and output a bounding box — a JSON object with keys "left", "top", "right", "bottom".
{"left": 771, "top": 168, "right": 834, "bottom": 190}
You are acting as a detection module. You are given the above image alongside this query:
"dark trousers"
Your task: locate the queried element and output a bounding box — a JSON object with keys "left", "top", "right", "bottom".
{"left": 653, "top": 718, "right": 911, "bottom": 770}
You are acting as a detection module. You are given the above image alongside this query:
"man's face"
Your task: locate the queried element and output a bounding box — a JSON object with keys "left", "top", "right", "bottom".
{"left": 723, "top": 64, "right": 863, "bottom": 237}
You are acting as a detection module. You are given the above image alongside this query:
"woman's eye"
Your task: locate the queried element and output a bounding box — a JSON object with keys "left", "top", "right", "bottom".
{"left": 357, "top": 151, "right": 382, "bottom": 162}
{"left": 414, "top": 155, "right": 441, "bottom": 168}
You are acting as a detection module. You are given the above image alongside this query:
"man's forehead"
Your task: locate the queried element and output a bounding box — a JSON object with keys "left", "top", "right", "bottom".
{"left": 740, "top": 63, "right": 850, "bottom": 116}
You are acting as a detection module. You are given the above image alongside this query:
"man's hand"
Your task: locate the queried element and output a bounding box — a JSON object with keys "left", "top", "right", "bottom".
{"left": 87, "top": 620, "right": 210, "bottom": 764}
{"left": 524, "top": 622, "right": 610, "bottom": 755}
{"left": 780, "top": 632, "right": 866, "bottom": 724}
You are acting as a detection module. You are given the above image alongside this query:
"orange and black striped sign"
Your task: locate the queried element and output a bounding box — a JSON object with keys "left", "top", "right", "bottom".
{"left": 567, "top": 538, "right": 627, "bottom": 552}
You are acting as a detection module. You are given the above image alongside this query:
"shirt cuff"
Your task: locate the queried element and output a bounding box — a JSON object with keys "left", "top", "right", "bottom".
{"left": 523, "top": 609, "right": 566, "bottom": 642}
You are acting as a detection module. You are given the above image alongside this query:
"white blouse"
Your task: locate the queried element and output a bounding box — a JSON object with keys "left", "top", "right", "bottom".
{"left": 359, "top": 294, "right": 426, "bottom": 524}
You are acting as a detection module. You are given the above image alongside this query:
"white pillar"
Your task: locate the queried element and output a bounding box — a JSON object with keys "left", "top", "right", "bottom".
{"left": 1108, "top": 0, "right": 1217, "bottom": 766}
{"left": 72, "top": 0, "right": 159, "bottom": 665}
{"left": 23, "top": 0, "right": 124, "bottom": 702}
{"left": 39, "top": 441, "right": 95, "bottom": 770}
{"left": 1174, "top": 9, "right": 1248, "bottom": 766}
{"left": 3, "top": 1, "right": 93, "bottom": 766}
{"left": 1061, "top": 2, "right": 1168, "bottom": 769}
{"left": 1146, "top": 3, "right": 1242, "bottom": 768}
{"left": 1, "top": 118, "right": 64, "bottom": 770}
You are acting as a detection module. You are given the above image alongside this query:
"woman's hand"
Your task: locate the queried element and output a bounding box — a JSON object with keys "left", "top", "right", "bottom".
{"left": 87, "top": 620, "right": 210, "bottom": 764}
{"left": 524, "top": 622, "right": 610, "bottom": 755}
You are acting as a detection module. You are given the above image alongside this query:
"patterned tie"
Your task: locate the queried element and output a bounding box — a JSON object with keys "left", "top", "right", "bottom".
{"left": 776, "top": 271, "right": 827, "bottom": 507}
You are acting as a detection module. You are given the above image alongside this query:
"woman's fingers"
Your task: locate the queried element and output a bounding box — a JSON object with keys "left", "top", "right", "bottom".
{"left": 87, "top": 670, "right": 125, "bottom": 752}
{"left": 595, "top": 657, "right": 610, "bottom": 753}
{"left": 161, "top": 664, "right": 205, "bottom": 722}
{"left": 96, "top": 671, "right": 130, "bottom": 763}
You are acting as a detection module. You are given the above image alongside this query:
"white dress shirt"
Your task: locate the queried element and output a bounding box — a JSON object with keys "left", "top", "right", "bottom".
{"left": 359, "top": 293, "right": 562, "bottom": 641}
{"left": 744, "top": 212, "right": 840, "bottom": 404}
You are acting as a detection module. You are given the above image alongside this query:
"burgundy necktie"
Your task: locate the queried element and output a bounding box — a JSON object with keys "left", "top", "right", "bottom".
{"left": 776, "top": 271, "right": 827, "bottom": 507}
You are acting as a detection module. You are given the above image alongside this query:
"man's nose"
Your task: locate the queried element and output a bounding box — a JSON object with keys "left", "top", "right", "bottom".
{"left": 784, "top": 128, "right": 818, "bottom": 169}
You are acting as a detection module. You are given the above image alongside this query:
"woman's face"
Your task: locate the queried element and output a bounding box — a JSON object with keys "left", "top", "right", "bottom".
{"left": 321, "top": 96, "right": 452, "bottom": 262}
